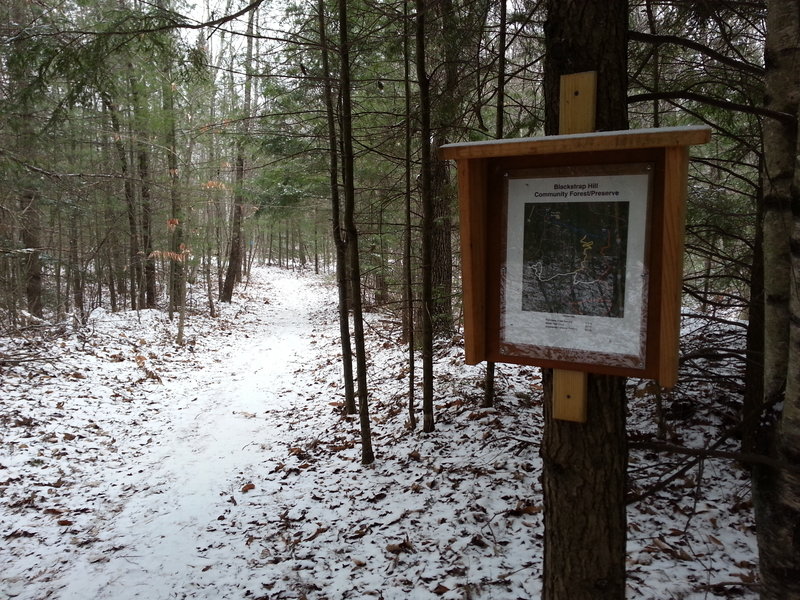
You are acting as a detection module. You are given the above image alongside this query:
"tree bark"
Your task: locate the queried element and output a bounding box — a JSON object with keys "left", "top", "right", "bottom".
{"left": 154, "top": 0, "right": 184, "bottom": 316}
{"left": 754, "top": 2, "right": 800, "bottom": 597}
{"left": 19, "top": 190, "right": 43, "bottom": 319}
{"left": 403, "top": 0, "right": 416, "bottom": 429}
{"left": 221, "top": 9, "right": 255, "bottom": 303}
{"left": 104, "top": 96, "right": 141, "bottom": 311}
{"left": 8, "top": 0, "right": 43, "bottom": 322}
{"left": 339, "top": 0, "right": 374, "bottom": 464}
{"left": 427, "top": 0, "right": 463, "bottom": 337}
{"left": 541, "top": 1, "right": 629, "bottom": 598}
{"left": 68, "top": 208, "right": 84, "bottom": 323}
{"left": 132, "top": 89, "right": 156, "bottom": 309}
{"left": 743, "top": 175, "right": 764, "bottom": 454}
{"left": 416, "top": 0, "right": 435, "bottom": 433}
{"left": 760, "top": 0, "right": 796, "bottom": 415}
{"left": 221, "top": 160, "right": 245, "bottom": 302}
{"left": 542, "top": 372, "right": 627, "bottom": 598}
{"left": 484, "top": 0, "right": 507, "bottom": 409}
{"left": 318, "top": 0, "right": 357, "bottom": 416}
{"left": 127, "top": 63, "right": 156, "bottom": 310}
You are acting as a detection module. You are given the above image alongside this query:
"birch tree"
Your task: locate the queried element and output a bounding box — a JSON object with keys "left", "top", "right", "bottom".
{"left": 753, "top": 1, "right": 800, "bottom": 597}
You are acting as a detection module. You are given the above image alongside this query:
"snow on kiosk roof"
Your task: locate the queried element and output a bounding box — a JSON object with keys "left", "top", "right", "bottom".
{"left": 440, "top": 125, "right": 711, "bottom": 159}
{"left": 440, "top": 125, "right": 711, "bottom": 389}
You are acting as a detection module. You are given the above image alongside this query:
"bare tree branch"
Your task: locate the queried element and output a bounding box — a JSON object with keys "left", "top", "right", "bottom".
{"left": 629, "top": 30, "right": 764, "bottom": 78}
{"left": 628, "top": 90, "right": 794, "bottom": 124}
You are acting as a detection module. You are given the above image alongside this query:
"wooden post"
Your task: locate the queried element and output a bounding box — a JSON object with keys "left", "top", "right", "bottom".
{"left": 553, "top": 369, "right": 588, "bottom": 421}
{"left": 551, "top": 71, "right": 596, "bottom": 423}
{"left": 558, "top": 71, "right": 596, "bottom": 135}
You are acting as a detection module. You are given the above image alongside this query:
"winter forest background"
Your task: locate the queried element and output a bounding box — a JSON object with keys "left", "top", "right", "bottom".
{"left": 2, "top": 0, "right": 800, "bottom": 599}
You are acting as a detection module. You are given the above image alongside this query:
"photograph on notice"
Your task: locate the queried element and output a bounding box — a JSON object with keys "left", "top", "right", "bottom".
{"left": 521, "top": 200, "right": 629, "bottom": 318}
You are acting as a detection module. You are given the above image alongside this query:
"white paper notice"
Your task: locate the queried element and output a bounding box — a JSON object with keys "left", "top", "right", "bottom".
{"left": 502, "top": 166, "right": 652, "bottom": 365}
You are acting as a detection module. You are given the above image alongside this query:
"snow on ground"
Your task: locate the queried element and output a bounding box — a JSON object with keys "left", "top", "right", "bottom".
{"left": 1, "top": 266, "right": 757, "bottom": 599}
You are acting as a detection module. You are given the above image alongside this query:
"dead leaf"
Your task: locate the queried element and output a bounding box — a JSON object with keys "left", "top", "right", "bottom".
{"left": 329, "top": 443, "right": 353, "bottom": 452}
{"left": 733, "top": 571, "right": 756, "bottom": 584}
{"left": 57, "top": 519, "right": 74, "bottom": 527}
{"left": 241, "top": 482, "right": 255, "bottom": 493}
{"left": 386, "top": 539, "right": 414, "bottom": 555}
{"left": 4, "top": 530, "right": 36, "bottom": 539}
{"left": 352, "top": 558, "right": 366, "bottom": 568}
{"left": 736, "top": 560, "right": 756, "bottom": 569}
{"left": 89, "top": 554, "right": 109, "bottom": 564}
{"left": 289, "top": 447, "right": 309, "bottom": 460}
{"left": 507, "top": 501, "right": 543, "bottom": 517}
{"left": 652, "top": 537, "right": 671, "bottom": 552}
{"left": 470, "top": 534, "right": 489, "bottom": 548}
{"left": 467, "top": 411, "right": 488, "bottom": 421}
{"left": 349, "top": 525, "right": 370, "bottom": 539}
{"left": 305, "top": 526, "right": 329, "bottom": 541}
{"left": 433, "top": 584, "right": 450, "bottom": 595}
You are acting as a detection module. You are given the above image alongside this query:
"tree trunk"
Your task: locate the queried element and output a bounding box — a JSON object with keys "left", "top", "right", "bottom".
{"left": 104, "top": 96, "right": 140, "bottom": 311}
{"left": 754, "top": 2, "right": 800, "bottom": 598}
{"left": 416, "top": 0, "right": 435, "bottom": 433}
{"left": 136, "top": 120, "right": 156, "bottom": 309}
{"left": 744, "top": 172, "right": 764, "bottom": 454}
{"left": 314, "top": 212, "right": 319, "bottom": 275}
{"left": 127, "top": 64, "right": 156, "bottom": 310}
{"left": 9, "top": 0, "right": 43, "bottom": 322}
{"left": 153, "top": 0, "right": 184, "bottom": 316}
{"left": 318, "top": 0, "right": 357, "bottom": 416}
{"left": 68, "top": 209, "right": 84, "bottom": 323}
{"left": 221, "top": 9, "right": 255, "bottom": 303}
{"left": 541, "top": 1, "right": 629, "bottom": 598}
{"left": 339, "top": 0, "right": 374, "bottom": 464}
{"left": 484, "top": 0, "right": 507, "bottom": 409}
{"left": 403, "top": 0, "right": 416, "bottom": 429}
{"left": 164, "top": 73, "right": 183, "bottom": 316}
{"left": 19, "top": 190, "right": 43, "bottom": 319}
{"left": 204, "top": 253, "right": 217, "bottom": 319}
{"left": 542, "top": 372, "right": 627, "bottom": 598}
{"left": 427, "top": 0, "right": 461, "bottom": 338}
{"left": 221, "top": 160, "right": 245, "bottom": 302}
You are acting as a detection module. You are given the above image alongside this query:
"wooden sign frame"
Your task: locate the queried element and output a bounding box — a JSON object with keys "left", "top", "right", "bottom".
{"left": 440, "top": 126, "right": 711, "bottom": 388}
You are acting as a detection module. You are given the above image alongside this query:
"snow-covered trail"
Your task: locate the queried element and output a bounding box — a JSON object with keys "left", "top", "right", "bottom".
{"left": 52, "top": 273, "right": 335, "bottom": 599}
